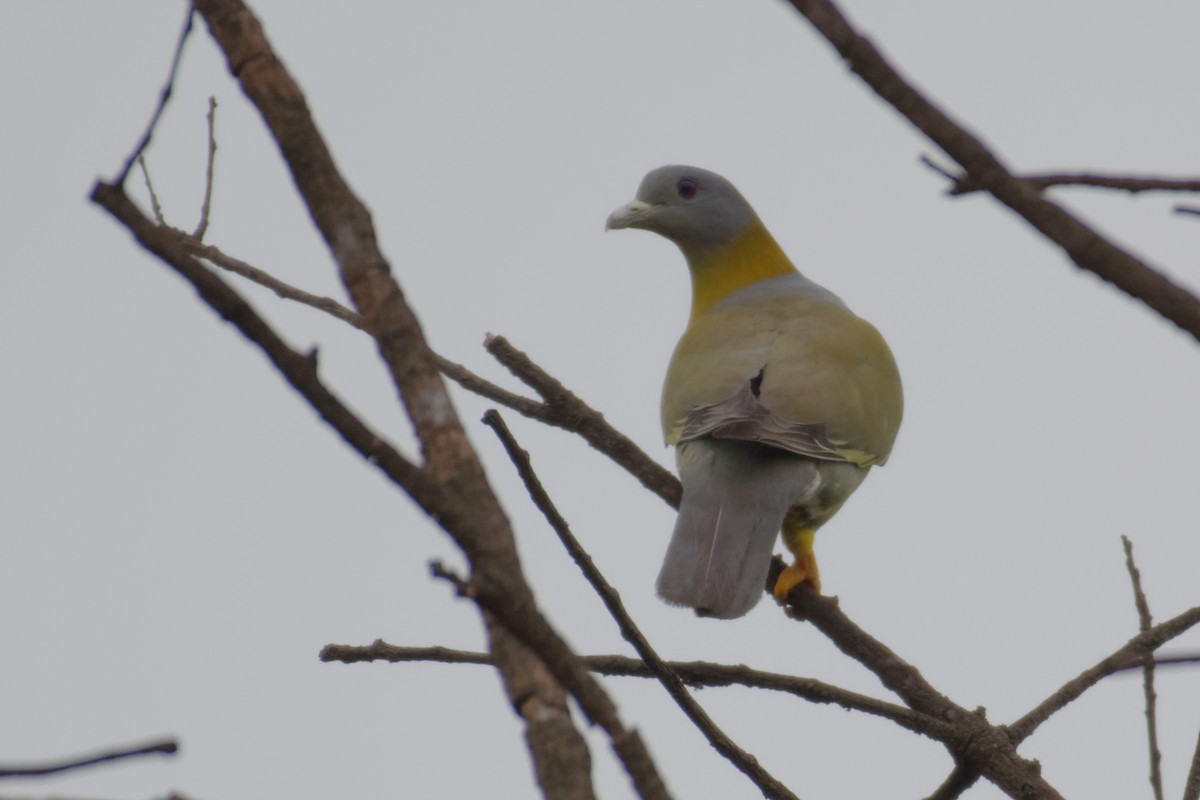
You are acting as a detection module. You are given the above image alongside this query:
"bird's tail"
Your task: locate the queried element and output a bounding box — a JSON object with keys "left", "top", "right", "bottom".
{"left": 656, "top": 440, "right": 818, "bottom": 618}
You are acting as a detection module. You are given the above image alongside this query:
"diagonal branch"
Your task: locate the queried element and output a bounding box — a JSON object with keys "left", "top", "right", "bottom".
{"left": 483, "top": 336, "right": 681, "bottom": 507}
{"left": 784, "top": 0, "right": 1200, "bottom": 343}
{"left": 115, "top": 7, "right": 195, "bottom": 185}
{"left": 184, "top": 238, "right": 365, "bottom": 329}
{"left": 778, "top": 574, "right": 1064, "bottom": 800}
{"left": 91, "top": 183, "right": 611, "bottom": 800}
{"left": 1008, "top": 604, "right": 1200, "bottom": 744}
{"left": 485, "top": 410, "right": 799, "bottom": 800}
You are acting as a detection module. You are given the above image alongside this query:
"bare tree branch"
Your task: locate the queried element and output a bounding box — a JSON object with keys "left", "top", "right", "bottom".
{"left": 321, "top": 640, "right": 956, "bottom": 741}
{"left": 1123, "top": 535, "right": 1164, "bottom": 800}
{"left": 90, "top": 182, "right": 607, "bottom": 800}
{"left": 1008, "top": 604, "right": 1200, "bottom": 744}
{"left": 171, "top": 226, "right": 677, "bottom": 511}
{"left": 484, "top": 336, "right": 681, "bottom": 507}
{"left": 193, "top": 96, "right": 218, "bottom": 240}
{"left": 0, "top": 739, "right": 177, "bottom": 778}
{"left": 116, "top": 7, "right": 195, "bottom": 185}
{"left": 775, "top": 570, "right": 1063, "bottom": 800}
{"left": 917, "top": 159, "right": 1200, "bottom": 197}
{"left": 784, "top": 0, "right": 1200, "bottom": 343}
{"left": 179, "top": 208, "right": 1200, "bottom": 800}
{"left": 484, "top": 410, "right": 800, "bottom": 800}
{"left": 101, "top": 2, "right": 674, "bottom": 795}
{"left": 184, "top": 237, "right": 365, "bottom": 329}
{"left": 137, "top": 155, "right": 167, "bottom": 225}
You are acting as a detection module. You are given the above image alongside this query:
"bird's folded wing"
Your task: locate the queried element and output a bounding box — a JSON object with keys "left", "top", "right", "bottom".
{"left": 679, "top": 379, "right": 878, "bottom": 465}
{"left": 662, "top": 290, "right": 902, "bottom": 466}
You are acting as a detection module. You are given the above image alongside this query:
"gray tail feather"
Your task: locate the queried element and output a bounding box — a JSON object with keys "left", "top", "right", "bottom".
{"left": 656, "top": 440, "right": 816, "bottom": 619}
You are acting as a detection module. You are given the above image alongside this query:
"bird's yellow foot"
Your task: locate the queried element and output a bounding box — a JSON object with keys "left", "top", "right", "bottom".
{"left": 773, "top": 527, "right": 821, "bottom": 598}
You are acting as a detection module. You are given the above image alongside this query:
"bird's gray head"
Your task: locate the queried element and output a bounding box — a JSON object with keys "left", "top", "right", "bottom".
{"left": 606, "top": 165, "right": 759, "bottom": 258}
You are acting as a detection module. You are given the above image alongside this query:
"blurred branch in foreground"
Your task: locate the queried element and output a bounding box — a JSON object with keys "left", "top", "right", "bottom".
{"left": 0, "top": 739, "right": 177, "bottom": 778}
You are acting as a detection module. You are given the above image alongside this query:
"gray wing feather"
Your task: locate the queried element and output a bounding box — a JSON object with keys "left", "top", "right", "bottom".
{"left": 657, "top": 439, "right": 822, "bottom": 618}
{"left": 680, "top": 378, "right": 851, "bottom": 462}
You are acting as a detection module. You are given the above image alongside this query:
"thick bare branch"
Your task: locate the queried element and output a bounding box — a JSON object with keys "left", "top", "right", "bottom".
{"left": 91, "top": 183, "right": 607, "bottom": 800}
{"left": 113, "top": 4, "right": 672, "bottom": 795}
{"left": 784, "top": 0, "right": 1200, "bottom": 343}
{"left": 485, "top": 336, "right": 681, "bottom": 508}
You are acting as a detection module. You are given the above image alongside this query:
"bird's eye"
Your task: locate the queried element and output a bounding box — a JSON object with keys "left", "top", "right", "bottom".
{"left": 676, "top": 178, "right": 699, "bottom": 199}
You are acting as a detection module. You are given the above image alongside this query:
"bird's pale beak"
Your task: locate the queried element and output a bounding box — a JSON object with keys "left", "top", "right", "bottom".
{"left": 605, "top": 199, "right": 652, "bottom": 231}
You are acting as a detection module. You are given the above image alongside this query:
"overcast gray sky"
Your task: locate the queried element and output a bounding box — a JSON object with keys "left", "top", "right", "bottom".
{"left": 3, "top": 2, "right": 1199, "bottom": 799}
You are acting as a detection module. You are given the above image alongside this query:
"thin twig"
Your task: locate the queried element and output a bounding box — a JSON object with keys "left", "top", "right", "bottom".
{"left": 321, "top": 640, "right": 956, "bottom": 741}
{"left": 1009, "top": 604, "right": 1200, "bottom": 744}
{"left": 0, "top": 739, "right": 177, "bottom": 778}
{"left": 1183, "top": 729, "right": 1200, "bottom": 800}
{"left": 918, "top": 160, "right": 1200, "bottom": 197}
{"left": 1122, "top": 536, "right": 1164, "bottom": 800}
{"left": 429, "top": 560, "right": 473, "bottom": 597}
{"left": 918, "top": 154, "right": 960, "bottom": 184}
{"left": 1176, "top": 206, "right": 1200, "bottom": 218}
{"left": 165, "top": 227, "right": 677, "bottom": 510}
{"left": 172, "top": 234, "right": 552, "bottom": 417}
{"left": 1115, "top": 654, "right": 1200, "bottom": 671}
{"left": 485, "top": 336, "right": 681, "bottom": 507}
{"left": 137, "top": 155, "right": 167, "bottom": 225}
{"left": 181, "top": 236, "right": 365, "bottom": 329}
{"left": 193, "top": 96, "right": 218, "bottom": 240}
{"left": 115, "top": 7, "right": 195, "bottom": 185}
{"left": 483, "top": 410, "right": 801, "bottom": 800}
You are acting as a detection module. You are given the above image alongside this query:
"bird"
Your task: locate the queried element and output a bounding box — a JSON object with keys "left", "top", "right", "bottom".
{"left": 606, "top": 165, "right": 903, "bottom": 618}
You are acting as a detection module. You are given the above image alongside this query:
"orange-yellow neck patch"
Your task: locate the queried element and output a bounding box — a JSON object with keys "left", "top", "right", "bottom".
{"left": 687, "top": 221, "right": 797, "bottom": 320}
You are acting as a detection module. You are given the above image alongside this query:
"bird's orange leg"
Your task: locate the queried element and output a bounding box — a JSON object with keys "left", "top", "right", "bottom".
{"left": 774, "top": 522, "right": 820, "bottom": 598}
